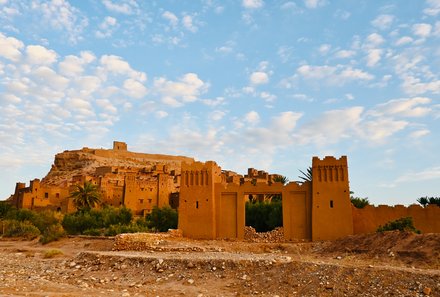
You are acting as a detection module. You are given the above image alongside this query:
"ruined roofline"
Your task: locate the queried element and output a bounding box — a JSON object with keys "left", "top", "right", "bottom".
{"left": 58, "top": 144, "right": 195, "bottom": 163}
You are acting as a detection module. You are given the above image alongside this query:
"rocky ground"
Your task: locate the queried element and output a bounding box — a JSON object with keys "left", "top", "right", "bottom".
{"left": 0, "top": 231, "right": 439, "bottom": 297}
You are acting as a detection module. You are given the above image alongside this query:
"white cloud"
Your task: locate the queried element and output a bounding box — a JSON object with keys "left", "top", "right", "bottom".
{"left": 395, "top": 36, "right": 413, "bottom": 46}
{"left": 293, "top": 107, "right": 363, "bottom": 146}
{"left": 154, "top": 73, "right": 208, "bottom": 107}
{"left": 96, "top": 16, "right": 118, "bottom": 38}
{"left": 304, "top": 0, "right": 326, "bottom": 9}
{"left": 250, "top": 71, "right": 269, "bottom": 85}
{"left": 59, "top": 51, "right": 96, "bottom": 77}
{"left": 65, "top": 97, "right": 94, "bottom": 117}
{"left": 412, "top": 23, "right": 432, "bottom": 38}
{"left": 242, "top": 0, "right": 264, "bottom": 9}
{"left": 361, "top": 118, "right": 408, "bottom": 143}
{"left": 123, "top": 78, "right": 148, "bottom": 98}
{"left": 26, "top": 45, "right": 57, "bottom": 65}
{"left": 319, "top": 44, "right": 331, "bottom": 55}
{"left": 371, "top": 14, "right": 394, "bottom": 30}
{"left": 334, "top": 50, "right": 356, "bottom": 59}
{"left": 366, "top": 49, "right": 383, "bottom": 67}
{"left": 162, "top": 11, "right": 178, "bottom": 27}
{"left": 210, "top": 110, "right": 226, "bottom": 121}
{"left": 260, "top": 92, "right": 276, "bottom": 101}
{"left": 424, "top": 0, "right": 440, "bottom": 16}
{"left": 395, "top": 166, "right": 440, "bottom": 183}
{"left": 409, "top": 129, "right": 430, "bottom": 139}
{"left": 31, "top": 0, "right": 88, "bottom": 44}
{"left": 365, "top": 33, "right": 385, "bottom": 47}
{"left": 102, "top": 0, "right": 138, "bottom": 15}
{"left": 182, "top": 15, "right": 198, "bottom": 32}
{"left": 244, "top": 111, "right": 260, "bottom": 124}
{"left": 401, "top": 76, "right": 440, "bottom": 96}
{"left": 100, "top": 55, "right": 146, "bottom": 81}
{"left": 155, "top": 110, "right": 168, "bottom": 119}
{"left": 0, "top": 32, "right": 23, "bottom": 61}
{"left": 370, "top": 97, "right": 432, "bottom": 118}
{"left": 297, "top": 64, "right": 374, "bottom": 85}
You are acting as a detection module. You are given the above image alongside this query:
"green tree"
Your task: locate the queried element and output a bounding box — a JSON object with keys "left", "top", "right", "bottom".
{"left": 350, "top": 197, "right": 370, "bottom": 209}
{"left": 146, "top": 206, "right": 178, "bottom": 232}
{"left": 298, "top": 167, "right": 312, "bottom": 183}
{"left": 69, "top": 182, "right": 101, "bottom": 211}
{"left": 417, "top": 196, "right": 440, "bottom": 207}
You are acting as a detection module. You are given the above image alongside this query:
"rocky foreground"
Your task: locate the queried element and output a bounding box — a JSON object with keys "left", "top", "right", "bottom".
{"left": 0, "top": 232, "right": 438, "bottom": 297}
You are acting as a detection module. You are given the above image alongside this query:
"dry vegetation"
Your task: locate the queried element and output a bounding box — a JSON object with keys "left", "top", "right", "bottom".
{"left": 0, "top": 230, "right": 439, "bottom": 297}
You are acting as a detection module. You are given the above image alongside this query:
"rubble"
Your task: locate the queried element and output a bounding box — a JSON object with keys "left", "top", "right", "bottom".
{"left": 244, "top": 226, "right": 285, "bottom": 243}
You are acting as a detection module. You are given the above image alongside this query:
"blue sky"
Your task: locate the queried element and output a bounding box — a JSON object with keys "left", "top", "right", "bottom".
{"left": 0, "top": 0, "right": 439, "bottom": 205}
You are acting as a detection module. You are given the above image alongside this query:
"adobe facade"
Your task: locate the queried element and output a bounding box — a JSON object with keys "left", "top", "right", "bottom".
{"left": 178, "top": 156, "right": 354, "bottom": 241}
{"left": 8, "top": 142, "right": 190, "bottom": 215}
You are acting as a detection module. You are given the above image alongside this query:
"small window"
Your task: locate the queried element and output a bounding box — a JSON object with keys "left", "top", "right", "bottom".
{"left": 330, "top": 200, "right": 334, "bottom": 208}
{"left": 196, "top": 201, "right": 199, "bottom": 209}
{"left": 139, "top": 199, "right": 144, "bottom": 204}
{"left": 44, "top": 192, "right": 49, "bottom": 198}
{"left": 55, "top": 193, "right": 60, "bottom": 198}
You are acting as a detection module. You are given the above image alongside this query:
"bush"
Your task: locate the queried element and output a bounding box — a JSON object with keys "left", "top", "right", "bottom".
{"left": 146, "top": 206, "right": 178, "bottom": 232}
{"left": 2, "top": 219, "right": 40, "bottom": 239}
{"left": 82, "top": 228, "right": 102, "bottom": 236}
{"left": 43, "top": 249, "right": 63, "bottom": 258}
{"left": 40, "top": 224, "right": 66, "bottom": 244}
{"left": 62, "top": 207, "right": 135, "bottom": 235}
{"left": 104, "top": 223, "right": 149, "bottom": 236}
{"left": 0, "top": 202, "right": 15, "bottom": 219}
{"left": 62, "top": 211, "right": 99, "bottom": 234}
{"left": 377, "top": 217, "right": 420, "bottom": 233}
{"left": 245, "top": 201, "right": 282, "bottom": 232}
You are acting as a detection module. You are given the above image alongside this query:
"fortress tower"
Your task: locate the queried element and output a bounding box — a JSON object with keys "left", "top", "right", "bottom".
{"left": 311, "top": 156, "right": 353, "bottom": 241}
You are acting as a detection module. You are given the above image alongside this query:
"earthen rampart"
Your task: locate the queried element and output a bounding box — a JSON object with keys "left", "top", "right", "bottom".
{"left": 352, "top": 204, "right": 440, "bottom": 234}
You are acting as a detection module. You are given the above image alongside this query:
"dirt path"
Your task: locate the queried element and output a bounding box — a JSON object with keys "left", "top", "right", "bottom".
{"left": 0, "top": 236, "right": 438, "bottom": 297}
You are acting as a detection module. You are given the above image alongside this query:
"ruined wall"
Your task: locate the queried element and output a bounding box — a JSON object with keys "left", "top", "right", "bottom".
{"left": 311, "top": 156, "right": 353, "bottom": 241}
{"left": 352, "top": 204, "right": 440, "bottom": 234}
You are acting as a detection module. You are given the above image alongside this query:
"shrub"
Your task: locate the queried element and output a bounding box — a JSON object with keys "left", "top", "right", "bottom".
{"left": 43, "top": 249, "right": 63, "bottom": 258}
{"left": 146, "top": 206, "right": 178, "bottom": 232}
{"left": 62, "top": 211, "right": 99, "bottom": 234}
{"left": 245, "top": 201, "right": 282, "bottom": 232}
{"left": 2, "top": 219, "right": 40, "bottom": 239}
{"left": 103, "top": 223, "right": 149, "bottom": 236}
{"left": 0, "top": 202, "right": 15, "bottom": 219}
{"left": 40, "top": 224, "right": 66, "bottom": 244}
{"left": 377, "top": 217, "right": 420, "bottom": 233}
{"left": 62, "top": 207, "right": 135, "bottom": 235}
{"left": 83, "top": 228, "right": 102, "bottom": 236}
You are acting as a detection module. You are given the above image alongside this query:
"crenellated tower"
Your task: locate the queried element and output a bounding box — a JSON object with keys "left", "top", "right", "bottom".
{"left": 311, "top": 156, "right": 353, "bottom": 240}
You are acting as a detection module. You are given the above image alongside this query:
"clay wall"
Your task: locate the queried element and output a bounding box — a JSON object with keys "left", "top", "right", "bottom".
{"left": 311, "top": 156, "right": 353, "bottom": 241}
{"left": 352, "top": 204, "right": 440, "bottom": 234}
{"left": 178, "top": 161, "right": 221, "bottom": 239}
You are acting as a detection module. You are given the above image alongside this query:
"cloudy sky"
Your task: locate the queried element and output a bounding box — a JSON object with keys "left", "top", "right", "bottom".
{"left": 0, "top": 0, "right": 439, "bottom": 205}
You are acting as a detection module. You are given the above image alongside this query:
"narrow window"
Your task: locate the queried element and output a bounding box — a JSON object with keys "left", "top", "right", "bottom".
{"left": 196, "top": 201, "right": 199, "bottom": 209}
{"left": 44, "top": 192, "right": 49, "bottom": 198}
{"left": 330, "top": 200, "right": 334, "bottom": 208}
{"left": 55, "top": 193, "right": 60, "bottom": 198}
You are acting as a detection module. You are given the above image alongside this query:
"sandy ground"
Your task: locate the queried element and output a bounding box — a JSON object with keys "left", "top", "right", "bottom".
{"left": 0, "top": 231, "right": 439, "bottom": 297}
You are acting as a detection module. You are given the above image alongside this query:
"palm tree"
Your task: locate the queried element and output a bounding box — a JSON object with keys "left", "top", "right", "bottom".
{"left": 298, "top": 167, "right": 312, "bottom": 183}
{"left": 272, "top": 175, "right": 289, "bottom": 185}
{"left": 70, "top": 181, "right": 101, "bottom": 211}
